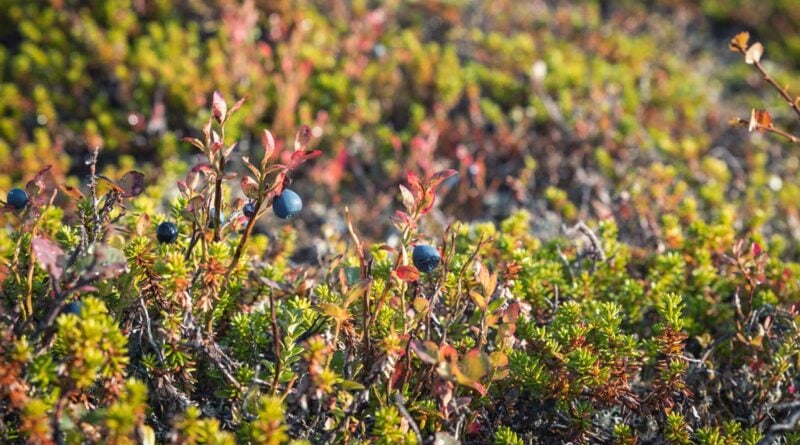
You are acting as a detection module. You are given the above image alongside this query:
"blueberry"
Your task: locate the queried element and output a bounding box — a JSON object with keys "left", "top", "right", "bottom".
{"left": 7, "top": 188, "right": 28, "bottom": 210}
{"left": 243, "top": 202, "right": 256, "bottom": 218}
{"left": 412, "top": 244, "right": 441, "bottom": 273}
{"left": 63, "top": 301, "right": 84, "bottom": 316}
{"left": 272, "top": 189, "right": 302, "bottom": 220}
{"left": 156, "top": 221, "right": 179, "bottom": 244}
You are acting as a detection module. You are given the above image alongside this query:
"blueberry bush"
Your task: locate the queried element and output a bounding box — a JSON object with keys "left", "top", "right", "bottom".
{"left": 1, "top": 1, "right": 800, "bottom": 444}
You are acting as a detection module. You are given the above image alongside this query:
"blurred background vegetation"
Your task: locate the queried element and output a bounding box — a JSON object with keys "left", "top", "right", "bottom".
{"left": 2, "top": 0, "right": 800, "bottom": 249}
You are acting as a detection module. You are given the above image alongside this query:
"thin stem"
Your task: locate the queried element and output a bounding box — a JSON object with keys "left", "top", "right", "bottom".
{"left": 733, "top": 117, "right": 800, "bottom": 143}
{"left": 226, "top": 194, "right": 264, "bottom": 281}
{"left": 752, "top": 59, "right": 800, "bottom": 120}
{"left": 213, "top": 156, "right": 225, "bottom": 242}
{"left": 269, "top": 289, "right": 282, "bottom": 395}
{"left": 24, "top": 219, "right": 40, "bottom": 319}
{"left": 88, "top": 146, "right": 100, "bottom": 245}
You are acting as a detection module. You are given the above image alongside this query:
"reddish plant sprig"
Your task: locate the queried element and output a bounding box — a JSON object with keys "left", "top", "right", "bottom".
{"left": 392, "top": 169, "right": 456, "bottom": 279}
{"left": 729, "top": 32, "right": 800, "bottom": 143}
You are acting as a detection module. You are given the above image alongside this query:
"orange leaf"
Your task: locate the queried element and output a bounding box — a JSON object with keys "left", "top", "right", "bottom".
{"left": 729, "top": 31, "right": 750, "bottom": 52}
{"left": 749, "top": 109, "right": 772, "bottom": 132}
{"left": 396, "top": 265, "right": 420, "bottom": 282}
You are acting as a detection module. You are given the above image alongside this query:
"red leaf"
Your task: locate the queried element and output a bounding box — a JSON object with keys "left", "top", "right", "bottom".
{"left": 272, "top": 171, "right": 288, "bottom": 195}
{"left": 406, "top": 171, "right": 424, "bottom": 201}
{"left": 32, "top": 237, "right": 65, "bottom": 281}
{"left": 190, "top": 163, "right": 216, "bottom": 175}
{"left": 287, "top": 150, "right": 322, "bottom": 170}
{"left": 752, "top": 242, "right": 763, "bottom": 257}
{"left": 428, "top": 169, "right": 458, "bottom": 190}
{"left": 392, "top": 210, "right": 413, "bottom": 226}
{"left": 420, "top": 188, "right": 437, "bottom": 215}
{"left": 389, "top": 363, "right": 405, "bottom": 390}
{"left": 211, "top": 90, "right": 227, "bottom": 123}
{"left": 396, "top": 265, "right": 420, "bottom": 282}
{"left": 469, "top": 381, "right": 487, "bottom": 396}
{"left": 262, "top": 129, "right": 276, "bottom": 168}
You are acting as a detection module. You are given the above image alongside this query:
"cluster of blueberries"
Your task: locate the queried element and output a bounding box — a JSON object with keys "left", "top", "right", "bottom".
{"left": 5, "top": 186, "right": 440, "bottom": 325}
{"left": 156, "top": 188, "right": 303, "bottom": 244}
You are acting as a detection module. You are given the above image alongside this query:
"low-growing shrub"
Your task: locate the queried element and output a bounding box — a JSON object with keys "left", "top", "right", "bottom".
{"left": 0, "top": 87, "right": 799, "bottom": 443}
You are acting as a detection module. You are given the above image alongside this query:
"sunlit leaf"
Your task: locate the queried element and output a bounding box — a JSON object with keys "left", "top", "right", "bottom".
{"left": 399, "top": 184, "right": 415, "bottom": 213}
{"left": 745, "top": 42, "right": 763, "bottom": 64}
{"left": 396, "top": 265, "right": 420, "bottom": 282}
{"left": 729, "top": 31, "right": 749, "bottom": 52}
{"left": 320, "top": 303, "right": 350, "bottom": 322}
{"left": 460, "top": 349, "right": 490, "bottom": 382}
{"left": 469, "top": 291, "right": 487, "bottom": 311}
{"left": 749, "top": 109, "right": 772, "bottom": 132}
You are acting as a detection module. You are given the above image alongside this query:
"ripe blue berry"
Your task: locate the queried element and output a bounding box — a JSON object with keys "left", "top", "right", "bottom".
{"left": 412, "top": 244, "right": 441, "bottom": 273}
{"left": 156, "top": 221, "right": 179, "bottom": 244}
{"left": 272, "top": 189, "right": 302, "bottom": 220}
{"left": 7, "top": 188, "right": 28, "bottom": 210}
{"left": 63, "top": 301, "right": 84, "bottom": 317}
{"left": 243, "top": 202, "right": 256, "bottom": 218}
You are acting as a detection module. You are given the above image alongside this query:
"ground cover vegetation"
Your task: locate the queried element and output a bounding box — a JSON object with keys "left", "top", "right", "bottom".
{"left": 2, "top": 1, "right": 800, "bottom": 444}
